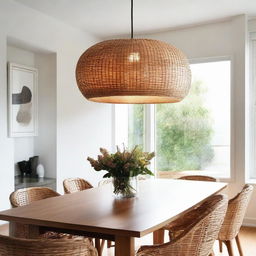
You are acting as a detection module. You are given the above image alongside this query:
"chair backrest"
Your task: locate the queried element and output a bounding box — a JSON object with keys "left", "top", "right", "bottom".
{"left": 9, "top": 187, "right": 60, "bottom": 238}
{"left": 0, "top": 234, "right": 97, "bottom": 256}
{"left": 10, "top": 187, "right": 60, "bottom": 207}
{"left": 137, "top": 194, "right": 228, "bottom": 256}
{"left": 98, "top": 178, "right": 112, "bottom": 187}
{"left": 98, "top": 175, "right": 147, "bottom": 187}
{"left": 179, "top": 175, "right": 217, "bottom": 182}
{"left": 218, "top": 184, "right": 253, "bottom": 240}
{"left": 63, "top": 178, "right": 93, "bottom": 194}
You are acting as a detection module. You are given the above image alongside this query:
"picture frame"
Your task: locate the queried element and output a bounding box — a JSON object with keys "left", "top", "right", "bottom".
{"left": 8, "top": 63, "right": 38, "bottom": 137}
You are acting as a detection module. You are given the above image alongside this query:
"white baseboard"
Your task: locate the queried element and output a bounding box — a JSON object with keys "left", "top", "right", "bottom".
{"left": 243, "top": 217, "right": 256, "bottom": 227}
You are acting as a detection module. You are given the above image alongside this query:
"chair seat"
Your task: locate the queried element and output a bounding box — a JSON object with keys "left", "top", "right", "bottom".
{"left": 137, "top": 194, "right": 228, "bottom": 256}
{"left": 164, "top": 202, "right": 208, "bottom": 240}
{"left": 0, "top": 234, "right": 98, "bottom": 256}
{"left": 41, "top": 231, "right": 93, "bottom": 244}
{"left": 9, "top": 187, "right": 93, "bottom": 249}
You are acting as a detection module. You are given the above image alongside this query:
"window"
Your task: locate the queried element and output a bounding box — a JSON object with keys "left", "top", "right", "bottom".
{"left": 128, "top": 105, "right": 146, "bottom": 150}
{"left": 115, "top": 59, "right": 231, "bottom": 179}
{"left": 115, "top": 104, "right": 146, "bottom": 150}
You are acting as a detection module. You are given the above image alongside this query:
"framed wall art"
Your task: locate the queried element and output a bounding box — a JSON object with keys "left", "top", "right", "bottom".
{"left": 8, "top": 63, "right": 38, "bottom": 137}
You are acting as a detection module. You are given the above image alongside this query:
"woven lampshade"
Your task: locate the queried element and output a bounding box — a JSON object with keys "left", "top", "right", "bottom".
{"left": 76, "top": 39, "right": 191, "bottom": 104}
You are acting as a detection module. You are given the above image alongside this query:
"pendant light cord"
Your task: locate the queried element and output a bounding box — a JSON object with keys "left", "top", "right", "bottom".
{"left": 131, "top": 0, "right": 134, "bottom": 39}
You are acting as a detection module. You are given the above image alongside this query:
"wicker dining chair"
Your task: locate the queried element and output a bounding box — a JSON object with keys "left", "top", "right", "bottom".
{"left": 63, "top": 178, "right": 93, "bottom": 194}
{"left": 98, "top": 178, "right": 112, "bottom": 187}
{"left": 10, "top": 187, "right": 60, "bottom": 208}
{"left": 98, "top": 175, "right": 147, "bottom": 187}
{"left": 63, "top": 178, "right": 106, "bottom": 256}
{"left": 0, "top": 234, "right": 98, "bottom": 256}
{"left": 154, "top": 175, "right": 217, "bottom": 244}
{"left": 9, "top": 187, "right": 60, "bottom": 238}
{"left": 137, "top": 194, "right": 228, "bottom": 256}
{"left": 97, "top": 178, "right": 113, "bottom": 249}
{"left": 179, "top": 175, "right": 217, "bottom": 182}
{"left": 9, "top": 187, "right": 94, "bottom": 251}
{"left": 218, "top": 184, "right": 253, "bottom": 256}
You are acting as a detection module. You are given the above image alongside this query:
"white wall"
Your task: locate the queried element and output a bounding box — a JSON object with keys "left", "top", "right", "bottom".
{"left": 34, "top": 53, "right": 57, "bottom": 179}
{"left": 138, "top": 15, "right": 256, "bottom": 226}
{"left": 7, "top": 45, "right": 57, "bottom": 179}
{"left": 249, "top": 18, "right": 256, "bottom": 32}
{"left": 0, "top": 32, "right": 14, "bottom": 214}
{"left": 0, "top": 0, "right": 111, "bottom": 213}
{"left": 247, "top": 18, "right": 256, "bottom": 225}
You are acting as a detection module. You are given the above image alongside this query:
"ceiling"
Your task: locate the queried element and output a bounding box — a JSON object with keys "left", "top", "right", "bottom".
{"left": 15, "top": 0, "right": 256, "bottom": 38}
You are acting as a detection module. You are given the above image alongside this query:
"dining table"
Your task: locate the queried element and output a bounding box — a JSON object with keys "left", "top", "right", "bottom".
{"left": 0, "top": 179, "right": 227, "bottom": 256}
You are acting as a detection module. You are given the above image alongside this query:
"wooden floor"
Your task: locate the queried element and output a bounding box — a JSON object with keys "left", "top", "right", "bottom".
{"left": 0, "top": 224, "right": 255, "bottom": 255}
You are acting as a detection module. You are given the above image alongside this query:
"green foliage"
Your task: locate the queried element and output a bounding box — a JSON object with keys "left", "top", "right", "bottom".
{"left": 156, "top": 80, "right": 214, "bottom": 171}
{"left": 87, "top": 146, "right": 155, "bottom": 178}
{"left": 112, "top": 177, "right": 136, "bottom": 198}
{"left": 127, "top": 79, "right": 214, "bottom": 172}
{"left": 128, "top": 105, "right": 145, "bottom": 150}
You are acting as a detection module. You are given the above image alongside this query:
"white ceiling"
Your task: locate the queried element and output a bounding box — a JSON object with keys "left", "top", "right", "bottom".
{"left": 15, "top": 0, "right": 256, "bottom": 38}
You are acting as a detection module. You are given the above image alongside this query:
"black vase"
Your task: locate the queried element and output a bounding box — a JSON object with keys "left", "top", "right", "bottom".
{"left": 18, "top": 161, "right": 31, "bottom": 176}
{"left": 29, "top": 156, "right": 39, "bottom": 177}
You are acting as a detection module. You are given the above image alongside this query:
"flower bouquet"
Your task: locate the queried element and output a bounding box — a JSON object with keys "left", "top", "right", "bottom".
{"left": 88, "top": 146, "right": 155, "bottom": 198}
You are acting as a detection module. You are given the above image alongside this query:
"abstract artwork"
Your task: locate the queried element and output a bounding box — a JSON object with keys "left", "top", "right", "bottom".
{"left": 8, "top": 63, "right": 38, "bottom": 137}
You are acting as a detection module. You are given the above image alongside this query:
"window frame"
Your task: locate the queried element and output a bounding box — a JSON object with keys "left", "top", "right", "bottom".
{"left": 113, "top": 56, "right": 234, "bottom": 182}
{"left": 247, "top": 32, "right": 256, "bottom": 182}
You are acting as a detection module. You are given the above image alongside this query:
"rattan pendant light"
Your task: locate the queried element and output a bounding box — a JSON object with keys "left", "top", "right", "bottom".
{"left": 76, "top": 0, "right": 191, "bottom": 104}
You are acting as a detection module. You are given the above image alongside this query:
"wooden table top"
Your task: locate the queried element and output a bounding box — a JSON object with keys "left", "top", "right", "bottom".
{"left": 0, "top": 179, "right": 227, "bottom": 238}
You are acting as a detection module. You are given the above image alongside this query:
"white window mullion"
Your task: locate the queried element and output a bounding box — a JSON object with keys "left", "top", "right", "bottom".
{"left": 246, "top": 32, "right": 256, "bottom": 181}
{"left": 144, "top": 104, "right": 156, "bottom": 176}
{"left": 114, "top": 104, "right": 128, "bottom": 149}
{"left": 252, "top": 38, "right": 256, "bottom": 179}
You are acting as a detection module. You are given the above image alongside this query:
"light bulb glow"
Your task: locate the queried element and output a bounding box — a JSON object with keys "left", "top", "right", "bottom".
{"left": 128, "top": 52, "right": 140, "bottom": 62}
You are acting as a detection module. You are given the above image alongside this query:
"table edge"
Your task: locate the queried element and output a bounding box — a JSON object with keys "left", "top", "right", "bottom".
{"left": 0, "top": 182, "right": 227, "bottom": 238}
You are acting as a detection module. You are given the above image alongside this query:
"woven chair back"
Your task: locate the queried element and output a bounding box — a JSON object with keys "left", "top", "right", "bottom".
{"left": 218, "top": 184, "right": 253, "bottom": 240}
{"left": 98, "top": 175, "right": 147, "bottom": 187}
{"left": 0, "top": 234, "right": 97, "bottom": 256}
{"left": 63, "top": 178, "right": 93, "bottom": 194}
{"left": 179, "top": 175, "right": 217, "bottom": 182}
{"left": 9, "top": 187, "right": 60, "bottom": 238}
{"left": 137, "top": 194, "right": 228, "bottom": 256}
{"left": 10, "top": 187, "right": 60, "bottom": 207}
{"left": 98, "top": 178, "right": 112, "bottom": 187}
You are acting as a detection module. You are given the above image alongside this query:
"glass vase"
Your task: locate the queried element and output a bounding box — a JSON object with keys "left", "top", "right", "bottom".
{"left": 112, "top": 176, "right": 138, "bottom": 199}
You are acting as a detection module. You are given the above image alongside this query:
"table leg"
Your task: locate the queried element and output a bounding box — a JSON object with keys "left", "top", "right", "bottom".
{"left": 95, "top": 238, "right": 102, "bottom": 256}
{"left": 9, "top": 222, "right": 40, "bottom": 239}
{"left": 26, "top": 224, "right": 40, "bottom": 238}
{"left": 9, "top": 222, "right": 16, "bottom": 237}
{"left": 153, "top": 229, "right": 164, "bottom": 244}
{"left": 115, "top": 236, "right": 135, "bottom": 256}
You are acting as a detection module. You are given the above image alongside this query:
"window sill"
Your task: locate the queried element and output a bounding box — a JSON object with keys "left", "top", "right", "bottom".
{"left": 246, "top": 178, "right": 256, "bottom": 185}
{"left": 156, "top": 170, "right": 231, "bottom": 182}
